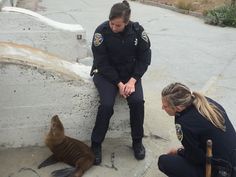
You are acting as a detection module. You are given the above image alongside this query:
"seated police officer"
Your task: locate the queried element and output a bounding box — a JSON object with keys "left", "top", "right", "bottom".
{"left": 90, "top": 0, "right": 151, "bottom": 165}
{"left": 158, "top": 82, "right": 236, "bottom": 177}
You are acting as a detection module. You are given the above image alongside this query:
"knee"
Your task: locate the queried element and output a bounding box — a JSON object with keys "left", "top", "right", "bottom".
{"left": 100, "top": 103, "right": 114, "bottom": 109}
{"left": 98, "top": 104, "right": 114, "bottom": 115}
{"left": 158, "top": 154, "right": 168, "bottom": 173}
{"left": 99, "top": 98, "right": 115, "bottom": 108}
{"left": 128, "top": 100, "right": 144, "bottom": 107}
{"left": 127, "top": 93, "right": 144, "bottom": 105}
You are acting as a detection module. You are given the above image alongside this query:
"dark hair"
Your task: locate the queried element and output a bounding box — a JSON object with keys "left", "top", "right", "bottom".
{"left": 109, "top": 0, "right": 131, "bottom": 23}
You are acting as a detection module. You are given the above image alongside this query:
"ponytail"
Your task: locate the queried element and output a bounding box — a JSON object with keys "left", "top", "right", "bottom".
{"left": 122, "top": 0, "right": 130, "bottom": 8}
{"left": 192, "top": 91, "right": 226, "bottom": 131}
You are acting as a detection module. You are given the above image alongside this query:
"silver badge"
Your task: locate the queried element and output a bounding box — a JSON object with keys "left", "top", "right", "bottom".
{"left": 93, "top": 33, "right": 103, "bottom": 47}
{"left": 134, "top": 38, "right": 138, "bottom": 46}
{"left": 175, "top": 124, "right": 183, "bottom": 142}
{"left": 141, "top": 31, "right": 149, "bottom": 43}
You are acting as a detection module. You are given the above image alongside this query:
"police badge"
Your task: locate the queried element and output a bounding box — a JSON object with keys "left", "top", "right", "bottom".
{"left": 134, "top": 38, "right": 138, "bottom": 46}
{"left": 93, "top": 33, "right": 103, "bottom": 47}
{"left": 141, "top": 31, "right": 149, "bottom": 43}
{"left": 175, "top": 124, "right": 183, "bottom": 142}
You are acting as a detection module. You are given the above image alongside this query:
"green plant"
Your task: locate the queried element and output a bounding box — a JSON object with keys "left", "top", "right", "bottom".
{"left": 204, "top": 5, "right": 236, "bottom": 27}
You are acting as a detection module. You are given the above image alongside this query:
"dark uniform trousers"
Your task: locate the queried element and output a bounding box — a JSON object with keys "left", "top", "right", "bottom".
{"left": 158, "top": 154, "right": 236, "bottom": 177}
{"left": 91, "top": 74, "right": 144, "bottom": 144}
{"left": 158, "top": 154, "right": 205, "bottom": 177}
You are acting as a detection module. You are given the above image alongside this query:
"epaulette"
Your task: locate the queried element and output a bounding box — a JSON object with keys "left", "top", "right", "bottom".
{"left": 132, "top": 22, "right": 140, "bottom": 32}
{"left": 96, "top": 21, "right": 109, "bottom": 32}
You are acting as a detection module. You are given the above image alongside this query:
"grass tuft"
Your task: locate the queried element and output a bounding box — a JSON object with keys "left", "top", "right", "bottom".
{"left": 204, "top": 5, "right": 236, "bottom": 27}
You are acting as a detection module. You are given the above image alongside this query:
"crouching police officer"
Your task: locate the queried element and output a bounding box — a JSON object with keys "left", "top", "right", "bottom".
{"left": 158, "top": 82, "right": 236, "bottom": 177}
{"left": 90, "top": 0, "right": 151, "bottom": 165}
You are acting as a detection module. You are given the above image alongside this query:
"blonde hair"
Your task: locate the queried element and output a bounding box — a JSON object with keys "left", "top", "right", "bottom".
{"left": 162, "top": 82, "right": 226, "bottom": 131}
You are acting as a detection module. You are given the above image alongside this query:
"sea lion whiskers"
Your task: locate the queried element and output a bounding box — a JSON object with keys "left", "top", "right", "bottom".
{"left": 51, "top": 115, "right": 64, "bottom": 133}
{"left": 45, "top": 115, "right": 65, "bottom": 148}
{"left": 51, "top": 116, "right": 65, "bottom": 136}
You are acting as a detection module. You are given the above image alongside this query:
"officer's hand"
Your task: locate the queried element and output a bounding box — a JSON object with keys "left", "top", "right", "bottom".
{"left": 167, "top": 148, "right": 178, "bottom": 155}
{"left": 117, "top": 82, "right": 127, "bottom": 98}
{"left": 124, "top": 78, "right": 136, "bottom": 97}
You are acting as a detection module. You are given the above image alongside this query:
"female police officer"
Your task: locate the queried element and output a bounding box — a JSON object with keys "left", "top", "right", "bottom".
{"left": 90, "top": 0, "right": 151, "bottom": 165}
{"left": 158, "top": 82, "right": 236, "bottom": 177}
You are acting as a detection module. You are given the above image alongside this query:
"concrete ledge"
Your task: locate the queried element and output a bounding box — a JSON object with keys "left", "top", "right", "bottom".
{"left": 0, "top": 42, "right": 129, "bottom": 149}
{"left": 0, "top": 6, "right": 88, "bottom": 62}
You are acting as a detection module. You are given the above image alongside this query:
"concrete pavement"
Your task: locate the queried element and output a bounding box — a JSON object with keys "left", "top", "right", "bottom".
{"left": 1, "top": 0, "right": 236, "bottom": 177}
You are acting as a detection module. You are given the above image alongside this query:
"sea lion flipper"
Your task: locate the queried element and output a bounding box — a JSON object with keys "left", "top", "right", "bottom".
{"left": 38, "top": 154, "right": 58, "bottom": 169}
{"left": 51, "top": 167, "right": 75, "bottom": 177}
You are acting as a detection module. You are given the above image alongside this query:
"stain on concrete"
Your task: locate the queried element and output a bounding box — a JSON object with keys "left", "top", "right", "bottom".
{"left": 8, "top": 167, "right": 41, "bottom": 177}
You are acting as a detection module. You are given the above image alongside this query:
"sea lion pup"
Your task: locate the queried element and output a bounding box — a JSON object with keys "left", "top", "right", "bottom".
{"left": 38, "top": 115, "right": 95, "bottom": 177}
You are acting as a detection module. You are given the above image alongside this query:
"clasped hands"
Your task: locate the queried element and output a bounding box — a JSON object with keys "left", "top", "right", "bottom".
{"left": 117, "top": 77, "right": 136, "bottom": 98}
{"left": 167, "top": 147, "right": 184, "bottom": 155}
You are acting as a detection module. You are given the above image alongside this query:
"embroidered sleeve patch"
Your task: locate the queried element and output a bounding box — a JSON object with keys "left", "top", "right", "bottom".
{"left": 141, "top": 31, "right": 149, "bottom": 43}
{"left": 93, "top": 33, "right": 103, "bottom": 47}
{"left": 175, "top": 124, "right": 183, "bottom": 142}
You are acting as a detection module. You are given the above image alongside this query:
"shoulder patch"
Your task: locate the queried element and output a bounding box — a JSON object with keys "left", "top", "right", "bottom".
{"left": 175, "top": 124, "right": 183, "bottom": 142}
{"left": 93, "top": 33, "right": 103, "bottom": 47}
{"left": 141, "top": 31, "right": 149, "bottom": 43}
{"left": 132, "top": 22, "right": 140, "bottom": 31}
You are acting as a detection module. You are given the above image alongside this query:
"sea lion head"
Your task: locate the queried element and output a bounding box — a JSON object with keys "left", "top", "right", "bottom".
{"left": 45, "top": 115, "right": 65, "bottom": 148}
{"left": 51, "top": 115, "right": 64, "bottom": 135}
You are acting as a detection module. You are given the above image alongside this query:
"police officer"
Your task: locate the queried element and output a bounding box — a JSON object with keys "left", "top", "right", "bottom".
{"left": 90, "top": 0, "right": 151, "bottom": 165}
{"left": 158, "top": 82, "right": 236, "bottom": 177}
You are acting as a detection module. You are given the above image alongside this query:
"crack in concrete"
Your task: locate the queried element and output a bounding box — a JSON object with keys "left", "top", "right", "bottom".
{"left": 8, "top": 167, "right": 41, "bottom": 177}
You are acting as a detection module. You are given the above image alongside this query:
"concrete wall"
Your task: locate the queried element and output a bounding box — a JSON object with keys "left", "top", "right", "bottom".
{"left": 0, "top": 6, "right": 88, "bottom": 62}
{"left": 0, "top": 42, "right": 129, "bottom": 149}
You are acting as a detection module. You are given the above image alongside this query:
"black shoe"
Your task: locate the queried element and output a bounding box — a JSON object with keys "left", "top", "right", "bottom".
{"left": 91, "top": 143, "right": 102, "bottom": 165}
{"left": 132, "top": 142, "right": 145, "bottom": 160}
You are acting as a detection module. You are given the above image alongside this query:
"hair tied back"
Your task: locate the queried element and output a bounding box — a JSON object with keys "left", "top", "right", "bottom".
{"left": 122, "top": 0, "right": 130, "bottom": 8}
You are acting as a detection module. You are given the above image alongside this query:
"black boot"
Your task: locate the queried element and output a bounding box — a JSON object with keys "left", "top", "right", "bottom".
{"left": 91, "top": 142, "right": 102, "bottom": 165}
{"left": 132, "top": 141, "right": 146, "bottom": 160}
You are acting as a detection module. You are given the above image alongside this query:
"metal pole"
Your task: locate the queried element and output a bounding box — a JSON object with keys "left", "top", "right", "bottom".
{"left": 206, "top": 139, "right": 213, "bottom": 177}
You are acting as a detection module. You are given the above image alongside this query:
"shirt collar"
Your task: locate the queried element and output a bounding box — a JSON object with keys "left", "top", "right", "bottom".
{"left": 175, "top": 104, "right": 194, "bottom": 118}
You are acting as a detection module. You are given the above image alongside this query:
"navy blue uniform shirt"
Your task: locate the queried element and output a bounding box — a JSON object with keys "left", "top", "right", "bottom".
{"left": 91, "top": 21, "right": 151, "bottom": 85}
{"left": 175, "top": 98, "right": 236, "bottom": 167}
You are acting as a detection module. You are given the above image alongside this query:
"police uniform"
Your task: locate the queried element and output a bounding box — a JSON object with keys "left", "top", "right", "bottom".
{"left": 158, "top": 98, "right": 236, "bottom": 177}
{"left": 90, "top": 21, "right": 151, "bottom": 146}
